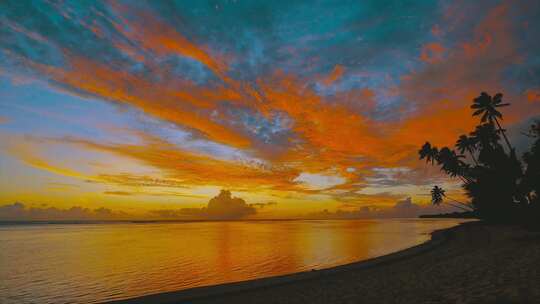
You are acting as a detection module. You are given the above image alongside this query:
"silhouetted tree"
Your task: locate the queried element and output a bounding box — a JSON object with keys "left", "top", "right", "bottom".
{"left": 431, "top": 186, "right": 444, "bottom": 206}
{"left": 456, "top": 135, "right": 478, "bottom": 165}
{"left": 420, "top": 92, "right": 538, "bottom": 223}
{"left": 470, "top": 123, "right": 500, "bottom": 151}
{"left": 437, "top": 147, "right": 471, "bottom": 183}
{"left": 419, "top": 142, "right": 439, "bottom": 165}
{"left": 471, "top": 92, "right": 512, "bottom": 151}
{"left": 522, "top": 121, "right": 540, "bottom": 206}
{"left": 430, "top": 186, "right": 473, "bottom": 212}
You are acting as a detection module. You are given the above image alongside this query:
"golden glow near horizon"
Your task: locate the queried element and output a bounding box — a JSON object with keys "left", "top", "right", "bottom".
{"left": 1, "top": 1, "right": 539, "bottom": 220}
{"left": 0, "top": 219, "right": 465, "bottom": 303}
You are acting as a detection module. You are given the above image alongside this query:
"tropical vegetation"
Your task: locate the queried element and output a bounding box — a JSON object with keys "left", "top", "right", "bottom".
{"left": 419, "top": 92, "right": 540, "bottom": 223}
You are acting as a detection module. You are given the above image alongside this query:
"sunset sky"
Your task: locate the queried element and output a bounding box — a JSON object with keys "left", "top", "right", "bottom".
{"left": 1, "top": 0, "right": 539, "bottom": 219}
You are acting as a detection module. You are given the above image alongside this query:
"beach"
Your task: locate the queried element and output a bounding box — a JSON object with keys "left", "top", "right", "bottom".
{"left": 107, "top": 221, "right": 540, "bottom": 304}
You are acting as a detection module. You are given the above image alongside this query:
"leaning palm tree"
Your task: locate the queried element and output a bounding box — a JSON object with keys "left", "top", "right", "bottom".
{"left": 430, "top": 186, "right": 473, "bottom": 211}
{"left": 456, "top": 134, "right": 478, "bottom": 165}
{"left": 471, "top": 92, "right": 512, "bottom": 151}
{"left": 437, "top": 147, "right": 471, "bottom": 182}
{"left": 431, "top": 186, "right": 445, "bottom": 206}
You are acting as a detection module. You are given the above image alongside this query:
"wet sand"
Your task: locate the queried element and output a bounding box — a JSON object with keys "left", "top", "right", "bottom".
{"left": 106, "top": 222, "right": 540, "bottom": 304}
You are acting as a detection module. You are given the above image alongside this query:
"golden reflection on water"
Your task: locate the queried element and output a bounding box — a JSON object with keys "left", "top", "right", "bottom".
{"left": 0, "top": 219, "right": 465, "bottom": 304}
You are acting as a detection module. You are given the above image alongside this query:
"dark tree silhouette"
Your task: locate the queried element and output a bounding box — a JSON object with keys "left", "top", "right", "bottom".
{"left": 430, "top": 186, "right": 473, "bottom": 212}
{"left": 470, "top": 123, "right": 500, "bottom": 151}
{"left": 456, "top": 135, "right": 478, "bottom": 165}
{"left": 431, "top": 186, "right": 445, "bottom": 206}
{"left": 419, "top": 142, "right": 439, "bottom": 165}
{"left": 522, "top": 121, "right": 540, "bottom": 208}
{"left": 420, "top": 92, "right": 539, "bottom": 223}
{"left": 471, "top": 92, "right": 512, "bottom": 151}
{"left": 437, "top": 147, "right": 470, "bottom": 182}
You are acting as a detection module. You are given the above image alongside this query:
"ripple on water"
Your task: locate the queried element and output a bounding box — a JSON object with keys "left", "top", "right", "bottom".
{"left": 0, "top": 219, "right": 468, "bottom": 304}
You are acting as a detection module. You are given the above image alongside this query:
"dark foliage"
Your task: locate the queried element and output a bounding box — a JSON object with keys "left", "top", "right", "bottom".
{"left": 419, "top": 92, "right": 540, "bottom": 223}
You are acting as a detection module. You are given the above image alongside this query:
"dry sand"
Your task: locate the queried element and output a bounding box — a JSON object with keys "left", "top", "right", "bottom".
{"left": 107, "top": 222, "right": 540, "bottom": 304}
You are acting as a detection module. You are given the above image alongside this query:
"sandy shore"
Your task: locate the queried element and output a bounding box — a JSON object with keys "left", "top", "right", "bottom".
{"left": 106, "top": 222, "right": 540, "bottom": 304}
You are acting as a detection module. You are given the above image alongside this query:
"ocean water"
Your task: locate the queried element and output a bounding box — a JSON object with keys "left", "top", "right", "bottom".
{"left": 0, "top": 219, "right": 466, "bottom": 303}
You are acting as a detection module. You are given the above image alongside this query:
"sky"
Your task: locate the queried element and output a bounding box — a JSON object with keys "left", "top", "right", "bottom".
{"left": 1, "top": 0, "right": 539, "bottom": 220}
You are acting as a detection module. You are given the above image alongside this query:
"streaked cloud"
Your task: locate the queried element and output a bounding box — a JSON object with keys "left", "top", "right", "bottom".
{"left": 0, "top": 1, "right": 539, "bottom": 217}
{"left": 294, "top": 172, "right": 346, "bottom": 190}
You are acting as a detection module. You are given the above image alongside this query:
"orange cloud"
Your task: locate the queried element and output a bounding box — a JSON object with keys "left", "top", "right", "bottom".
{"left": 420, "top": 42, "right": 445, "bottom": 63}
{"left": 431, "top": 25, "right": 443, "bottom": 37}
{"left": 33, "top": 55, "right": 251, "bottom": 148}
{"left": 109, "top": 2, "right": 228, "bottom": 76}
{"left": 57, "top": 133, "right": 303, "bottom": 193}
{"left": 4, "top": 0, "right": 539, "bottom": 214}
{"left": 397, "top": 2, "right": 538, "bottom": 155}
{"left": 103, "top": 191, "right": 132, "bottom": 196}
{"left": 321, "top": 65, "right": 345, "bottom": 86}
{"left": 256, "top": 72, "right": 388, "bottom": 163}
{"left": 2, "top": 10, "right": 411, "bottom": 186}
{"left": 8, "top": 143, "right": 103, "bottom": 183}
{"left": 390, "top": 99, "right": 478, "bottom": 155}
{"left": 526, "top": 89, "right": 540, "bottom": 103}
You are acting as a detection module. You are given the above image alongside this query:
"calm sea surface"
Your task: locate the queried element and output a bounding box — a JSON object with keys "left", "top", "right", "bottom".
{"left": 0, "top": 219, "right": 466, "bottom": 303}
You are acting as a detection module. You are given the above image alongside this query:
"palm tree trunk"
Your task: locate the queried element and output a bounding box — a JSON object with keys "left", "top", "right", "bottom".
{"left": 494, "top": 118, "right": 513, "bottom": 152}
{"left": 444, "top": 201, "right": 472, "bottom": 212}
{"left": 458, "top": 176, "right": 468, "bottom": 184}
{"left": 457, "top": 174, "right": 475, "bottom": 184}
{"left": 446, "top": 196, "right": 474, "bottom": 210}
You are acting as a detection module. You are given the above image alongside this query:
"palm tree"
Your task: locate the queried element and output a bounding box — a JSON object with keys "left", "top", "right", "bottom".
{"left": 419, "top": 142, "right": 439, "bottom": 164}
{"left": 456, "top": 134, "right": 478, "bottom": 165}
{"left": 430, "top": 186, "right": 473, "bottom": 211}
{"left": 431, "top": 186, "right": 445, "bottom": 206}
{"left": 437, "top": 147, "right": 470, "bottom": 181}
{"left": 471, "top": 92, "right": 512, "bottom": 151}
{"left": 470, "top": 123, "right": 500, "bottom": 150}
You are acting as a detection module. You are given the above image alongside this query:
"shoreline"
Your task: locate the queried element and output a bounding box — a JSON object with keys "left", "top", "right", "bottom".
{"left": 105, "top": 221, "right": 540, "bottom": 303}
{"left": 104, "top": 222, "right": 465, "bottom": 304}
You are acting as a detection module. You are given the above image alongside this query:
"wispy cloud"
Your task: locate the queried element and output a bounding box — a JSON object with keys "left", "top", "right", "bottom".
{"left": 0, "top": 1, "right": 539, "bottom": 215}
